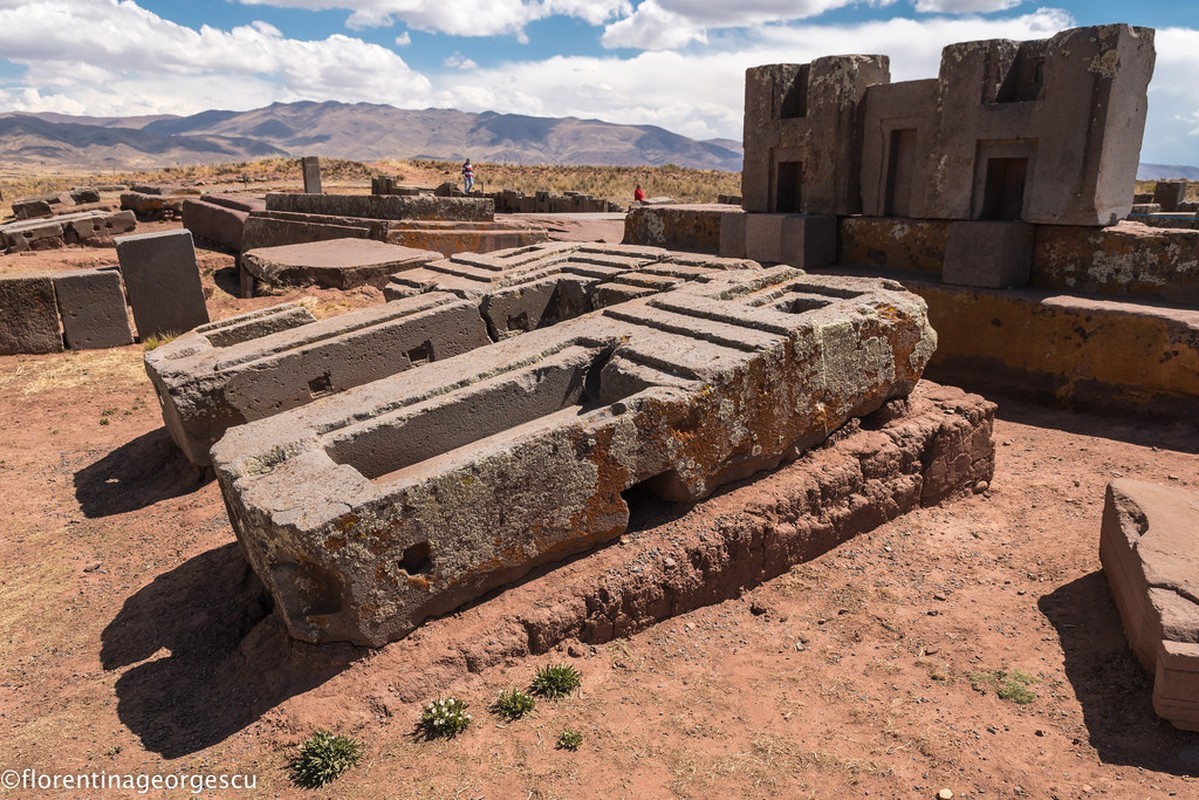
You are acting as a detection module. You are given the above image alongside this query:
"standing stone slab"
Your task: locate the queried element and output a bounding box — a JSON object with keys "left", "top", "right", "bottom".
{"left": 1100, "top": 479, "right": 1199, "bottom": 731}
{"left": 115, "top": 229, "right": 210, "bottom": 340}
{"left": 212, "top": 267, "right": 936, "bottom": 646}
{"left": 145, "top": 294, "right": 491, "bottom": 465}
{"left": 0, "top": 274, "right": 61, "bottom": 354}
{"left": 301, "top": 157, "right": 322, "bottom": 194}
{"left": 52, "top": 268, "right": 133, "bottom": 349}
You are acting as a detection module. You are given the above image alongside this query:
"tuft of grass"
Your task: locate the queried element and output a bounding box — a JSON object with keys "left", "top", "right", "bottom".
{"left": 968, "top": 668, "right": 1038, "bottom": 705}
{"left": 419, "top": 696, "right": 472, "bottom": 739}
{"left": 491, "top": 687, "right": 536, "bottom": 721}
{"left": 556, "top": 730, "right": 583, "bottom": 751}
{"left": 289, "top": 730, "right": 363, "bottom": 788}
{"left": 530, "top": 663, "right": 582, "bottom": 699}
{"left": 142, "top": 331, "right": 180, "bottom": 351}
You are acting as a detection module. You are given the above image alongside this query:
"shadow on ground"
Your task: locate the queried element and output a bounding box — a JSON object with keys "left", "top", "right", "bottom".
{"left": 944, "top": 384, "right": 1199, "bottom": 455}
{"left": 101, "top": 543, "right": 363, "bottom": 758}
{"left": 213, "top": 265, "right": 241, "bottom": 298}
{"left": 1039, "top": 572, "right": 1199, "bottom": 776}
{"left": 73, "top": 428, "right": 211, "bottom": 518}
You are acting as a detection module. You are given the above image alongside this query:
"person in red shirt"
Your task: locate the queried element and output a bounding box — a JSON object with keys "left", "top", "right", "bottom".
{"left": 462, "top": 159, "right": 474, "bottom": 194}
{"left": 634, "top": 183, "right": 645, "bottom": 204}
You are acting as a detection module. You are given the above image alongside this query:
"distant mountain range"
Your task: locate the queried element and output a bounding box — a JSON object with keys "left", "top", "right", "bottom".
{"left": 1137, "top": 163, "right": 1199, "bottom": 181}
{"left": 0, "top": 101, "right": 1188, "bottom": 181}
{"left": 0, "top": 101, "right": 745, "bottom": 172}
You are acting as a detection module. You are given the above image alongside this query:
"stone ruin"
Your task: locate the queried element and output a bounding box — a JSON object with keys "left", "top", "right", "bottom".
{"left": 621, "top": 22, "right": 1199, "bottom": 729}
{"left": 239, "top": 192, "right": 548, "bottom": 258}
{"left": 145, "top": 242, "right": 756, "bottom": 465}
{"left": 625, "top": 24, "right": 1199, "bottom": 417}
{"left": 3, "top": 186, "right": 136, "bottom": 254}
{"left": 209, "top": 266, "right": 935, "bottom": 645}
{"left": 372, "top": 175, "right": 623, "bottom": 214}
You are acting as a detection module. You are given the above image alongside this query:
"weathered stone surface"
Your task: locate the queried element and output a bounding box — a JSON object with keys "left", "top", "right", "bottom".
{"left": 241, "top": 209, "right": 548, "bottom": 255}
{"left": 1153, "top": 181, "right": 1187, "bottom": 213}
{"left": 838, "top": 217, "right": 947, "bottom": 275}
{"left": 265, "top": 193, "right": 494, "bottom": 222}
{"left": 11, "top": 198, "right": 54, "bottom": 219}
{"left": 0, "top": 218, "right": 65, "bottom": 253}
{"left": 241, "top": 212, "right": 374, "bottom": 251}
{"left": 183, "top": 199, "right": 249, "bottom": 252}
{"left": 905, "top": 278, "right": 1199, "bottom": 416}
{"left": 58, "top": 209, "right": 136, "bottom": 246}
{"left": 943, "top": 221, "right": 1033, "bottom": 289}
{"left": 743, "top": 57, "right": 889, "bottom": 215}
{"left": 52, "top": 268, "right": 133, "bottom": 349}
{"left": 745, "top": 213, "right": 836, "bottom": 268}
{"left": 212, "top": 267, "right": 936, "bottom": 645}
{"left": 301, "top": 156, "right": 322, "bottom": 194}
{"left": 621, "top": 204, "right": 743, "bottom": 255}
{"left": 201, "top": 193, "right": 266, "bottom": 214}
{"left": 384, "top": 242, "right": 758, "bottom": 339}
{"left": 1101, "top": 479, "right": 1199, "bottom": 731}
{"left": 146, "top": 294, "right": 491, "bottom": 465}
{"left": 1031, "top": 221, "right": 1199, "bottom": 306}
{"left": 242, "top": 238, "right": 443, "bottom": 290}
{"left": 121, "top": 191, "right": 185, "bottom": 220}
{"left": 115, "top": 229, "right": 210, "bottom": 339}
{"left": 0, "top": 274, "right": 61, "bottom": 354}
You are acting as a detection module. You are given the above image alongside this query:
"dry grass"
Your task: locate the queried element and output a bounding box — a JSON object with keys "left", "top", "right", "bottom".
{"left": 1134, "top": 178, "right": 1197, "bottom": 200}
{"left": 1, "top": 157, "right": 741, "bottom": 207}
{"left": 0, "top": 349, "right": 145, "bottom": 396}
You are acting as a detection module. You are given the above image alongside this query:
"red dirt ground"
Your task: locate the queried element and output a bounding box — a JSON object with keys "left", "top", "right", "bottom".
{"left": 2, "top": 223, "right": 1199, "bottom": 799}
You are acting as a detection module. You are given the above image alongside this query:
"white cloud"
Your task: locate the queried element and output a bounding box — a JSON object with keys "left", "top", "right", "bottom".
{"left": 394, "top": 31, "right": 411, "bottom": 46}
{"left": 444, "top": 52, "right": 478, "bottom": 70}
{"left": 912, "top": 0, "right": 1023, "bottom": 12}
{"left": 0, "top": 0, "right": 432, "bottom": 116}
{"left": 0, "top": 3, "right": 1195, "bottom": 166}
{"left": 601, "top": 1, "right": 706, "bottom": 50}
{"left": 237, "top": 0, "right": 630, "bottom": 37}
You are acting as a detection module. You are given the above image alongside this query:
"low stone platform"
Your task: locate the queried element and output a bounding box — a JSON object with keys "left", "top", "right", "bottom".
{"left": 385, "top": 241, "right": 758, "bottom": 338}
{"left": 1100, "top": 479, "right": 1199, "bottom": 731}
{"left": 903, "top": 279, "right": 1199, "bottom": 416}
{"left": 241, "top": 238, "right": 443, "bottom": 290}
{"left": 145, "top": 294, "right": 490, "bottom": 466}
{"left": 212, "top": 267, "right": 936, "bottom": 645}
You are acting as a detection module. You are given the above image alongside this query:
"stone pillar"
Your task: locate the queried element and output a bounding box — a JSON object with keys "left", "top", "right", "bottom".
{"left": 301, "top": 156, "right": 322, "bottom": 194}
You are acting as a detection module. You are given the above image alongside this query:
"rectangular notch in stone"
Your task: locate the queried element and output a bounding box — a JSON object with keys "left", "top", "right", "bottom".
{"left": 979, "top": 157, "right": 1028, "bottom": 221}
{"left": 323, "top": 344, "right": 627, "bottom": 483}
{"left": 885, "top": 128, "right": 918, "bottom": 217}
{"left": 779, "top": 64, "right": 810, "bottom": 119}
{"left": 776, "top": 161, "right": 804, "bottom": 213}
{"left": 994, "top": 44, "right": 1046, "bottom": 104}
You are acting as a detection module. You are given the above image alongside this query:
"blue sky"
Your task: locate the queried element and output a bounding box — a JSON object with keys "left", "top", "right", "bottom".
{"left": 0, "top": 1, "right": 1196, "bottom": 164}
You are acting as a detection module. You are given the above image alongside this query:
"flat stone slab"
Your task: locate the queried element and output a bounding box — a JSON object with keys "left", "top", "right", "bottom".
{"left": 0, "top": 274, "right": 61, "bottom": 354}
{"left": 265, "top": 193, "right": 494, "bottom": 222}
{"left": 242, "top": 238, "right": 444, "bottom": 290}
{"left": 146, "top": 295, "right": 490, "bottom": 465}
{"left": 212, "top": 266, "right": 936, "bottom": 646}
{"left": 1101, "top": 479, "right": 1199, "bottom": 731}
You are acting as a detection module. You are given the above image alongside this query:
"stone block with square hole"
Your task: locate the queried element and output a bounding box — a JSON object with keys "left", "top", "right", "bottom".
{"left": 144, "top": 295, "right": 490, "bottom": 466}
{"left": 212, "top": 267, "right": 936, "bottom": 646}
{"left": 384, "top": 241, "right": 758, "bottom": 339}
